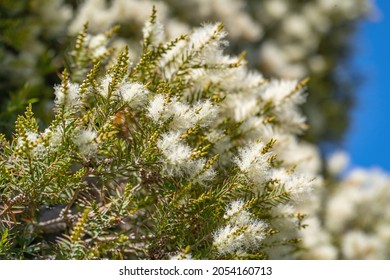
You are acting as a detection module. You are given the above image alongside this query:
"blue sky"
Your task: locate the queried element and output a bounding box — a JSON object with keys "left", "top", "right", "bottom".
{"left": 344, "top": 0, "right": 390, "bottom": 171}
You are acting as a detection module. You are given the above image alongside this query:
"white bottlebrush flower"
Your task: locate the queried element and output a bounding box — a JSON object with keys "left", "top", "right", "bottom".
{"left": 213, "top": 219, "right": 267, "bottom": 256}
{"left": 119, "top": 82, "right": 149, "bottom": 107}
{"left": 271, "top": 168, "right": 315, "bottom": 201}
{"left": 261, "top": 79, "right": 304, "bottom": 107}
{"left": 193, "top": 100, "right": 218, "bottom": 127}
{"left": 275, "top": 137, "right": 322, "bottom": 175}
{"left": 54, "top": 82, "right": 80, "bottom": 107}
{"left": 148, "top": 94, "right": 166, "bottom": 122}
{"left": 87, "top": 34, "right": 109, "bottom": 58}
{"left": 26, "top": 131, "right": 39, "bottom": 143}
{"left": 190, "top": 23, "right": 228, "bottom": 52}
{"left": 260, "top": 79, "right": 307, "bottom": 132}
{"left": 99, "top": 74, "right": 112, "bottom": 98}
{"left": 224, "top": 200, "right": 245, "bottom": 219}
{"left": 157, "top": 131, "right": 192, "bottom": 175}
{"left": 88, "top": 34, "right": 107, "bottom": 49}
{"left": 42, "top": 126, "right": 63, "bottom": 150}
{"left": 149, "top": 96, "right": 195, "bottom": 131}
{"left": 149, "top": 95, "right": 216, "bottom": 132}
{"left": 325, "top": 183, "right": 361, "bottom": 233}
{"left": 143, "top": 19, "right": 165, "bottom": 47}
{"left": 223, "top": 200, "right": 251, "bottom": 226}
{"left": 191, "top": 167, "right": 216, "bottom": 186}
{"left": 169, "top": 100, "right": 196, "bottom": 131}
{"left": 301, "top": 165, "right": 390, "bottom": 259}
{"left": 16, "top": 131, "right": 41, "bottom": 157}
{"left": 223, "top": 94, "right": 258, "bottom": 122}
{"left": 74, "top": 129, "right": 98, "bottom": 158}
{"left": 234, "top": 142, "right": 271, "bottom": 187}
{"left": 188, "top": 158, "right": 216, "bottom": 186}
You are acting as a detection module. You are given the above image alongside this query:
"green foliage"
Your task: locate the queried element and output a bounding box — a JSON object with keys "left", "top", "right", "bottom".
{"left": 0, "top": 12, "right": 316, "bottom": 260}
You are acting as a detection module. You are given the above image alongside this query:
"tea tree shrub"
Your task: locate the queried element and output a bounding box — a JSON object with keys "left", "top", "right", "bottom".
{"left": 0, "top": 11, "right": 321, "bottom": 259}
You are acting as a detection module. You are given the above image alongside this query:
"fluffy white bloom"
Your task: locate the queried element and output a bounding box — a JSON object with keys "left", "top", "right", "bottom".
{"left": 157, "top": 131, "right": 215, "bottom": 185}
{"left": 189, "top": 158, "right": 216, "bottom": 186}
{"left": 148, "top": 95, "right": 193, "bottom": 130}
{"left": 271, "top": 169, "right": 314, "bottom": 201}
{"left": 119, "top": 82, "right": 149, "bottom": 107}
{"left": 234, "top": 142, "right": 271, "bottom": 188}
{"left": 224, "top": 94, "right": 258, "bottom": 122}
{"left": 43, "top": 127, "right": 62, "bottom": 149}
{"left": 26, "top": 131, "right": 38, "bottom": 143}
{"left": 193, "top": 100, "right": 218, "bottom": 126}
{"left": 157, "top": 132, "right": 192, "bottom": 175}
{"left": 190, "top": 23, "right": 228, "bottom": 52}
{"left": 213, "top": 219, "right": 267, "bottom": 255}
{"left": 325, "top": 186, "right": 362, "bottom": 233}
{"left": 74, "top": 129, "right": 98, "bottom": 158}
{"left": 148, "top": 95, "right": 217, "bottom": 132}
{"left": 261, "top": 79, "right": 304, "bottom": 107}
{"left": 301, "top": 166, "right": 390, "bottom": 259}
{"left": 260, "top": 79, "right": 307, "bottom": 132}
{"left": 159, "top": 40, "right": 188, "bottom": 80}
{"left": 223, "top": 200, "right": 251, "bottom": 225}
{"left": 271, "top": 134, "right": 322, "bottom": 175}
{"left": 148, "top": 94, "right": 166, "bottom": 122}
{"left": 99, "top": 74, "right": 112, "bottom": 98}
{"left": 214, "top": 199, "right": 270, "bottom": 255}
{"left": 54, "top": 82, "right": 80, "bottom": 107}
{"left": 17, "top": 131, "right": 39, "bottom": 154}
{"left": 143, "top": 20, "right": 165, "bottom": 47}
{"left": 87, "top": 34, "right": 108, "bottom": 58}
{"left": 224, "top": 200, "right": 245, "bottom": 219}
{"left": 169, "top": 100, "right": 197, "bottom": 131}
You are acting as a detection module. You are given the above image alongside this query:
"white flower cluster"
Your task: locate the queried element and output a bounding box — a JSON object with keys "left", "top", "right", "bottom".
{"left": 135, "top": 21, "right": 322, "bottom": 257}
{"left": 5, "top": 1, "right": 389, "bottom": 260}
{"left": 300, "top": 152, "right": 390, "bottom": 259}
{"left": 54, "top": 82, "right": 81, "bottom": 108}
{"left": 214, "top": 200, "right": 268, "bottom": 256}
{"left": 86, "top": 34, "right": 111, "bottom": 59}
{"left": 74, "top": 129, "right": 99, "bottom": 159}
{"left": 100, "top": 74, "right": 149, "bottom": 108}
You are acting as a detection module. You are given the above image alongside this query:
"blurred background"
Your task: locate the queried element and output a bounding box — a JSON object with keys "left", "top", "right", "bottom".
{"left": 344, "top": 0, "right": 390, "bottom": 172}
